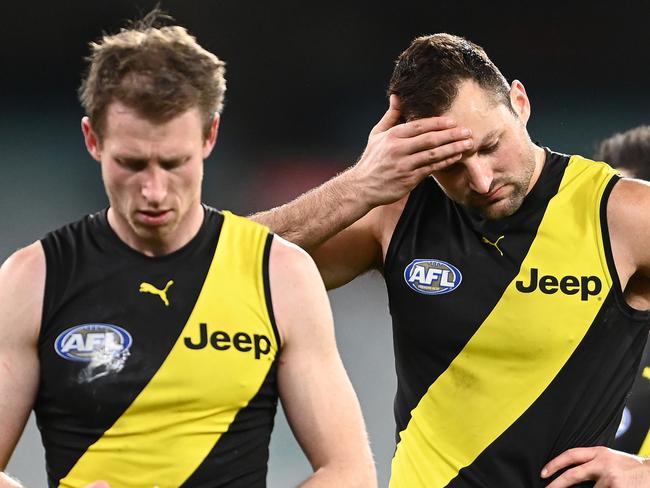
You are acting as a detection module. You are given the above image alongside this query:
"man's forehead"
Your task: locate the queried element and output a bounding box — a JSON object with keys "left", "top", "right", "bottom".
{"left": 446, "top": 82, "right": 501, "bottom": 116}
{"left": 105, "top": 134, "right": 196, "bottom": 157}
{"left": 101, "top": 102, "right": 203, "bottom": 149}
{"left": 443, "top": 83, "right": 508, "bottom": 141}
{"left": 104, "top": 101, "right": 203, "bottom": 131}
{"left": 443, "top": 102, "right": 504, "bottom": 143}
{"left": 102, "top": 127, "right": 196, "bottom": 159}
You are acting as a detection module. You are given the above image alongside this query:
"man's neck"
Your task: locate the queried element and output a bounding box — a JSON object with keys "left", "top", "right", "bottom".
{"left": 107, "top": 203, "right": 205, "bottom": 257}
{"left": 525, "top": 144, "right": 547, "bottom": 196}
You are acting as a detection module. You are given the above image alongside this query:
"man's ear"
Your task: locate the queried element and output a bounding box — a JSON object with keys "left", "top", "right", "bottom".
{"left": 81, "top": 117, "right": 102, "bottom": 162}
{"left": 509, "top": 80, "right": 531, "bottom": 125}
{"left": 203, "top": 113, "right": 220, "bottom": 159}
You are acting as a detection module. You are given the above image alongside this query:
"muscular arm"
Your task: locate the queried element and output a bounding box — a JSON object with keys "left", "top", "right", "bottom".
{"left": 0, "top": 244, "right": 44, "bottom": 483}
{"left": 270, "top": 236, "right": 376, "bottom": 487}
{"left": 251, "top": 96, "right": 473, "bottom": 288}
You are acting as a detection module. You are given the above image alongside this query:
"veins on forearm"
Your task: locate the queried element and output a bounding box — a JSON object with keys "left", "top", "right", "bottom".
{"left": 250, "top": 172, "right": 370, "bottom": 251}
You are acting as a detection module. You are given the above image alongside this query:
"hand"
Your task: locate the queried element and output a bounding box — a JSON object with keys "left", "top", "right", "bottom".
{"left": 84, "top": 482, "right": 111, "bottom": 488}
{"left": 542, "top": 446, "right": 650, "bottom": 487}
{"left": 348, "top": 94, "right": 473, "bottom": 207}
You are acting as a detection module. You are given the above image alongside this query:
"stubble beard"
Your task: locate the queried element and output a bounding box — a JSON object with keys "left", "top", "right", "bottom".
{"left": 468, "top": 153, "right": 537, "bottom": 220}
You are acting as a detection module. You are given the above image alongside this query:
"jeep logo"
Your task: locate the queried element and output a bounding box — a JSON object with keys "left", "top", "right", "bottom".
{"left": 184, "top": 323, "right": 272, "bottom": 359}
{"left": 515, "top": 267, "right": 602, "bottom": 301}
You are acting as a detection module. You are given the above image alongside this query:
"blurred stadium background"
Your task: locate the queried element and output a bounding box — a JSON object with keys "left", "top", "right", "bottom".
{"left": 1, "top": 1, "right": 648, "bottom": 486}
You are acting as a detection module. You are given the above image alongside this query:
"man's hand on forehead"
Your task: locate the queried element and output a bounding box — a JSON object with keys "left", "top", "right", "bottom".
{"left": 348, "top": 94, "right": 473, "bottom": 207}
{"left": 392, "top": 116, "right": 474, "bottom": 170}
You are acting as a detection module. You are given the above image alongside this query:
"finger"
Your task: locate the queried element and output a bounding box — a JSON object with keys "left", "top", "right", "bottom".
{"left": 370, "top": 94, "right": 403, "bottom": 135}
{"left": 544, "top": 462, "right": 601, "bottom": 488}
{"left": 389, "top": 93, "right": 401, "bottom": 112}
{"left": 405, "top": 128, "right": 473, "bottom": 156}
{"left": 84, "top": 482, "right": 111, "bottom": 488}
{"left": 404, "top": 139, "right": 472, "bottom": 172}
{"left": 410, "top": 155, "right": 462, "bottom": 183}
{"left": 427, "top": 153, "right": 464, "bottom": 172}
{"left": 392, "top": 115, "right": 458, "bottom": 138}
{"left": 542, "top": 447, "right": 601, "bottom": 478}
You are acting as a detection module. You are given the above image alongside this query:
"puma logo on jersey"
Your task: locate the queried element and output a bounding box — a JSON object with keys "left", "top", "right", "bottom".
{"left": 481, "top": 235, "right": 505, "bottom": 256}
{"left": 139, "top": 280, "right": 174, "bottom": 306}
{"left": 515, "top": 268, "right": 602, "bottom": 301}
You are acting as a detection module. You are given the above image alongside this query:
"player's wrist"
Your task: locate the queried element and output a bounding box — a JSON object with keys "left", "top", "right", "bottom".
{"left": 338, "top": 164, "right": 386, "bottom": 211}
{"left": 336, "top": 167, "right": 376, "bottom": 213}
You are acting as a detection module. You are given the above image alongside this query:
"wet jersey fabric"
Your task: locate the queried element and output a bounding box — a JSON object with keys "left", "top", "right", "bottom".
{"left": 613, "top": 340, "right": 650, "bottom": 456}
{"left": 384, "top": 150, "right": 650, "bottom": 487}
{"left": 37, "top": 207, "right": 280, "bottom": 487}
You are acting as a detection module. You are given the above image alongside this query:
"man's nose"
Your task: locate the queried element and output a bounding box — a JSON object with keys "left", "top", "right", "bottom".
{"left": 465, "top": 157, "right": 494, "bottom": 195}
{"left": 140, "top": 165, "right": 167, "bottom": 204}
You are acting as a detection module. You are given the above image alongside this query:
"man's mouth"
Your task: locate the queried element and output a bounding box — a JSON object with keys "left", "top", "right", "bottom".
{"left": 135, "top": 209, "right": 172, "bottom": 226}
{"left": 474, "top": 184, "right": 508, "bottom": 206}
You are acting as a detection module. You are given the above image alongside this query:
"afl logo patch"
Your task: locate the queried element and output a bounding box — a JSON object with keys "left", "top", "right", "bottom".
{"left": 55, "top": 323, "right": 133, "bottom": 362}
{"left": 404, "top": 259, "right": 462, "bottom": 295}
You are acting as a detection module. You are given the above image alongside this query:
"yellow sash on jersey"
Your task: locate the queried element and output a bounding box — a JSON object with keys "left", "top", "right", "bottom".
{"left": 390, "top": 157, "right": 618, "bottom": 487}
{"left": 60, "top": 212, "right": 278, "bottom": 488}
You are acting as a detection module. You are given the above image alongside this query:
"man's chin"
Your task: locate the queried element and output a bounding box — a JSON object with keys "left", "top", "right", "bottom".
{"left": 471, "top": 198, "right": 521, "bottom": 220}
{"left": 132, "top": 220, "right": 176, "bottom": 241}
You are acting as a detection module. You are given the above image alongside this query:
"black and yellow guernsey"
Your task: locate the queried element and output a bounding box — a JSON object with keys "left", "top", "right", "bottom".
{"left": 384, "top": 150, "right": 650, "bottom": 487}
{"left": 37, "top": 207, "right": 280, "bottom": 487}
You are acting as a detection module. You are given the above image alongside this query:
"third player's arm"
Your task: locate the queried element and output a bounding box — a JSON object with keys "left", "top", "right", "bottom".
{"left": 269, "top": 236, "right": 377, "bottom": 487}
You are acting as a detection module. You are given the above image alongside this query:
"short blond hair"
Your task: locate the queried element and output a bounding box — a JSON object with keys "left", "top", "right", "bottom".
{"left": 79, "top": 13, "right": 226, "bottom": 141}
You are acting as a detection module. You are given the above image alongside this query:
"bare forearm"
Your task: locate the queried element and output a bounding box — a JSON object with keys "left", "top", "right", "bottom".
{"left": 250, "top": 96, "right": 475, "bottom": 251}
{"left": 298, "top": 462, "right": 377, "bottom": 488}
{"left": 250, "top": 169, "right": 372, "bottom": 251}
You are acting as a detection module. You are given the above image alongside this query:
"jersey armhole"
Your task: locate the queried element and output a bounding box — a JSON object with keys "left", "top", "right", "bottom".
{"left": 39, "top": 235, "right": 59, "bottom": 343}
{"left": 262, "top": 233, "right": 282, "bottom": 349}
{"left": 599, "top": 175, "right": 650, "bottom": 321}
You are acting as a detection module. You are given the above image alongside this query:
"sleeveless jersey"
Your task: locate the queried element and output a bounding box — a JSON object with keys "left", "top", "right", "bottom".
{"left": 613, "top": 340, "right": 650, "bottom": 456}
{"left": 36, "top": 208, "right": 281, "bottom": 487}
{"left": 384, "top": 150, "right": 650, "bottom": 487}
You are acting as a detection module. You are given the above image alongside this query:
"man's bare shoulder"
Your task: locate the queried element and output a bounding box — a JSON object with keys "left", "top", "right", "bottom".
{"left": 608, "top": 177, "right": 650, "bottom": 227}
{"left": 374, "top": 194, "right": 411, "bottom": 257}
{"left": 608, "top": 178, "right": 650, "bottom": 275}
{"left": 0, "top": 242, "right": 45, "bottom": 342}
{"left": 1, "top": 242, "right": 46, "bottom": 286}
{"left": 268, "top": 235, "right": 331, "bottom": 344}
{"left": 267, "top": 234, "right": 325, "bottom": 298}
{"left": 268, "top": 234, "right": 315, "bottom": 274}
